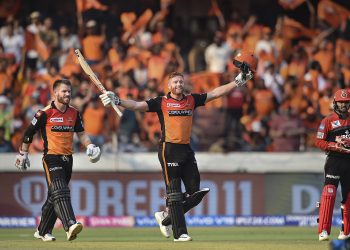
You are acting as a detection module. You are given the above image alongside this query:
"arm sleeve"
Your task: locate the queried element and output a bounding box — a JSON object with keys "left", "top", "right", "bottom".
{"left": 192, "top": 93, "right": 207, "bottom": 109}
{"left": 74, "top": 112, "right": 84, "bottom": 132}
{"left": 23, "top": 110, "right": 46, "bottom": 143}
{"left": 146, "top": 96, "right": 162, "bottom": 112}
{"left": 315, "top": 118, "right": 331, "bottom": 151}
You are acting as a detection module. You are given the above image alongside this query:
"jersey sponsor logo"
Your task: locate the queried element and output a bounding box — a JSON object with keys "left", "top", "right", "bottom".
{"left": 319, "top": 123, "right": 325, "bottom": 131}
{"left": 31, "top": 117, "right": 37, "bottom": 126}
{"left": 168, "top": 109, "right": 193, "bottom": 116}
{"left": 316, "top": 132, "right": 324, "bottom": 139}
{"left": 49, "top": 166, "right": 63, "bottom": 172}
{"left": 338, "top": 130, "right": 350, "bottom": 139}
{"left": 326, "top": 174, "right": 340, "bottom": 180}
{"left": 51, "top": 125, "right": 74, "bottom": 132}
{"left": 50, "top": 117, "right": 64, "bottom": 123}
{"left": 167, "top": 103, "right": 181, "bottom": 108}
{"left": 331, "top": 120, "right": 341, "bottom": 128}
{"left": 167, "top": 162, "right": 179, "bottom": 167}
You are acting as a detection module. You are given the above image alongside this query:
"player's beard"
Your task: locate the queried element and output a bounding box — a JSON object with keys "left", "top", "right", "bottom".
{"left": 171, "top": 86, "right": 184, "bottom": 96}
{"left": 57, "top": 95, "right": 70, "bottom": 105}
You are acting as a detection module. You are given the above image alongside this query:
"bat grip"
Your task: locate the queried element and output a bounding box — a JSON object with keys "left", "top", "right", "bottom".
{"left": 111, "top": 102, "right": 123, "bottom": 117}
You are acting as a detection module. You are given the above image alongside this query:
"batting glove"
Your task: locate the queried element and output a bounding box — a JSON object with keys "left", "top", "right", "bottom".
{"left": 15, "top": 150, "right": 30, "bottom": 171}
{"left": 336, "top": 137, "right": 350, "bottom": 148}
{"left": 327, "top": 142, "right": 350, "bottom": 153}
{"left": 86, "top": 144, "right": 101, "bottom": 163}
{"left": 99, "top": 91, "right": 121, "bottom": 107}
{"left": 235, "top": 71, "right": 253, "bottom": 87}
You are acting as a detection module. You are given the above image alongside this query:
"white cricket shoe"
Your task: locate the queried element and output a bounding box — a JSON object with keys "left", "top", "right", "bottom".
{"left": 66, "top": 222, "right": 83, "bottom": 241}
{"left": 338, "top": 231, "right": 350, "bottom": 240}
{"left": 34, "top": 230, "right": 56, "bottom": 242}
{"left": 319, "top": 230, "right": 329, "bottom": 241}
{"left": 174, "top": 234, "right": 192, "bottom": 242}
{"left": 155, "top": 211, "right": 172, "bottom": 238}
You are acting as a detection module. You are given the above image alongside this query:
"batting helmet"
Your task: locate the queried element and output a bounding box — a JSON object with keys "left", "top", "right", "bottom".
{"left": 333, "top": 89, "right": 350, "bottom": 116}
{"left": 233, "top": 51, "right": 258, "bottom": 73}
{"left": 334, "top": 89, "right": 350, "bottom": 102}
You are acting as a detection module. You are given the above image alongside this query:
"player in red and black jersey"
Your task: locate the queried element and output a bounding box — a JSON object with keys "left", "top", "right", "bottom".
{"left": 100, "top": 65, "right": 254, "bottom": 241}
{"left": 14, "top": 79, "right": 101, "bottom": 242}
{"left": 315, "top": 89, "right": 350, "bottom": 241}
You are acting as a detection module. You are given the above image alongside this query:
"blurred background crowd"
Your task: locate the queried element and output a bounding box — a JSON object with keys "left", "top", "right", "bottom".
{"left": 0, "top": 0, "right": 349, "bottom": 153}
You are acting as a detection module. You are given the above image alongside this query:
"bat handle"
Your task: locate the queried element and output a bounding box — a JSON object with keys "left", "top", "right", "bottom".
{"left": 111, "top": 102, "right": 123, "bottom": 117}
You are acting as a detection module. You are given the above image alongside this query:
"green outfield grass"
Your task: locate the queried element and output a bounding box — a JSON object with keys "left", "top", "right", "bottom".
{"left": 0, "top": 227, "right": 333, "bottom": 250}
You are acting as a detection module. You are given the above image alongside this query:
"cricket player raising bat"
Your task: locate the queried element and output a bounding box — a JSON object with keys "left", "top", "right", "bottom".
{"left": 99, "top": 51, "right": 257, "bottom": 241}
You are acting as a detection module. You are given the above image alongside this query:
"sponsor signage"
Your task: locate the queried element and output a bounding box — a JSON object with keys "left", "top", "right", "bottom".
{"left": 0, "top": 172, "right": 333, "bottom": 220}
{"left": 0, "top": 172, "right": 264, "bottom": 217}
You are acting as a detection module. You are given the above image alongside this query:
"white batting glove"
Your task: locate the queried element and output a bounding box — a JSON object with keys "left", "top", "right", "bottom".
{"left": 86, "top": 144, "right": 101, "bottom": 163}
{"left": 235, "top": 71, "right": 253, "bottom": 87}
{"left": 99, "top": 91, "right": 121, "bottom": 107}
{"left": 15, "top": 150, "right": 30, "bottom": 171}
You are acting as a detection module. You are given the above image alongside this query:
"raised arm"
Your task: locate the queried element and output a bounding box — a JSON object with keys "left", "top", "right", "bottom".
{"left": 206, "top": 70, "right": 253, "bottom": 103}
{"left": 206, "top": 51, "right": 257, "bottom": 103}
{"left": 99, "top": 92, "right": 149, "bottom": 112}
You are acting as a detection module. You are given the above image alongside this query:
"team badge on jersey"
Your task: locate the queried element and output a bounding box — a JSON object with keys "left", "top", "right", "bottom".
{"left": 317, "top": 132, "right": 324, "bottom": 139}
{"left": 31, "top": 117, "right": 37, "bottom": 125}
{"left": 319, "top": 123, "right": 325, "bottom": 131}
{"left": 331, "top": 120, "right": 341, "bottom": 129}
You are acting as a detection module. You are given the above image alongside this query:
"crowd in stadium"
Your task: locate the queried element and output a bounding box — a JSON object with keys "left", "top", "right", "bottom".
{"left": 0, "top": 0, "right": 349, "bottom": 153}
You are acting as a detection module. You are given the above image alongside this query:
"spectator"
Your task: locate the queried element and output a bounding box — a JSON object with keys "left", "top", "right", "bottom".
{"left": 0, "top": 21, "right": 24, "bottom": 63}
{"left": 0, "top": 59, "right": 12, "bottom": 95}
{"left": 269, "top": 103, "right": 306, "bottom": 151}
{"left": 0, "top": 126, "right": 14, "bottom": 152}
{"left": 58, "top": 25, "right": 81, "bottom": 68}
{"left": 26, "top": 11, "right": 42, "bottom": 70}
{"left": 204, "top": 31, "right": 231, "bottom": 73}
{"left": 82, "top": 96, "right": 106, "bottom": 148}
{"left": 261, "top": 63, "right": 284, "bottom": 103}
{"left": 39, "top": 17, "right": 59, "bottom": 55}
{"left": 71, "top": 80, "right": 93, "bottom": 112}
{"left": 23, "top": 91, "right": 44, "bottom": 124}
{"left": 224, "top": 87, "right": 245, "bottom": 150}
{"left": 82, "top": 20, "right": 105, "bottom": 65}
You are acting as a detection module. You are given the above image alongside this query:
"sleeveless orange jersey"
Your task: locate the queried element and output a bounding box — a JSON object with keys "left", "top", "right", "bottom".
{"left": 146, "top": 93, "right": 207, "bottom": 144}
{"left": 23, "top": 101, "right": 84, "bottom": 155}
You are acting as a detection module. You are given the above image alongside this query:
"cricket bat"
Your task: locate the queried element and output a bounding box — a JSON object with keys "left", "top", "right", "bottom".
{"left": 74, "top": 49, "right": 123, "bottom": 117}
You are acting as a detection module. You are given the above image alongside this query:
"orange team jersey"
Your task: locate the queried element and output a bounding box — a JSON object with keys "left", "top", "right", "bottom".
{"left": 23, "top": 101, "right": 84, "bottom": 155}
{"left": 83, "top": 106, "right": 105, "bottom": 136}
{"left": 146, "top": 93, "right": 207, "bottom": 144}
{"left": 82, "top": 35, "right": 104, "bottom": 61}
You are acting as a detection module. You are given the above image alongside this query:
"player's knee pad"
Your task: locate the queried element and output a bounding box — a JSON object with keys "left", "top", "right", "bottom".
{"left": 50, "top": 178, "right": 76, "bottom": 231}
{"left": 166, "top": 178, "right": 187, "bottom": 238}
{"left": 318, "top": 184, "right": 337, "bottom": 234}
{"left": 342, "top": 192, "right": 350, "bottom": 235}
{"left": 168, "top": 192, "right": 183, "bottom": 203}
{"left": 183, "top": 188, "right": 210, "bottom": 213}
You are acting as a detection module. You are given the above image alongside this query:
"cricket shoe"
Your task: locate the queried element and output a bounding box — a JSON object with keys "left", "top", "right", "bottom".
{"left": 155, "top": 211, "right": 172, "bottom": 238}
{"left": 319, "top": 230, "right": 329, "bottom": 241}
{"left": 338, "top": 231, "right": 350, "bottom": 240}
{"left": 174, "top": 234, "right": 192, "bottom": 242}
{"left": 66, "top": 222, "right": 83, "bottom": 241}
{"left": 34, "top": 230, "right": 56, "bottom": 242}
